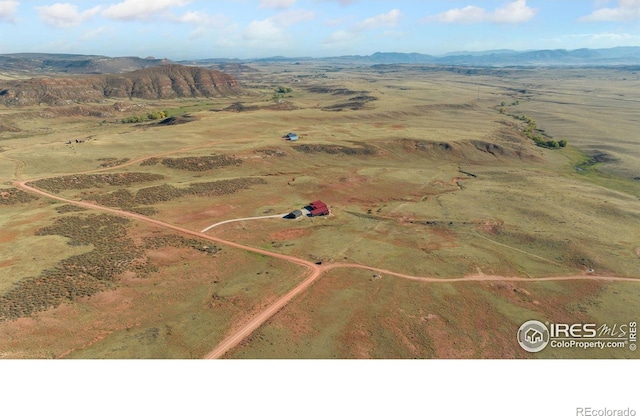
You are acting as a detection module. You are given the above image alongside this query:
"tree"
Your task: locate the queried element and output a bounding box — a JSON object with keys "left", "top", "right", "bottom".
{"left": 275, "top": 86, "right": 292, "bottom": 94}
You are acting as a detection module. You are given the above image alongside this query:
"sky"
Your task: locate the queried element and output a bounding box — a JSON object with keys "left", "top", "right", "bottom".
{"left": 1, "top": 0, "right": 640, "bottom": 59}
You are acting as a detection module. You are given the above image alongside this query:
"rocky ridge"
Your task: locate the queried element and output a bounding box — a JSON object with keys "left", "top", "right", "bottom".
{"left": 0, "top": 64, "right": 242, "bottom": 106}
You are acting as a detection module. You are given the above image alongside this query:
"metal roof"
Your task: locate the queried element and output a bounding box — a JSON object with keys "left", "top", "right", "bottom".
{"left": 310, "top": 200, "right": 326, "bottom": 209}
{"left": 310, "top": 207, "right": 329, "bottom": 216}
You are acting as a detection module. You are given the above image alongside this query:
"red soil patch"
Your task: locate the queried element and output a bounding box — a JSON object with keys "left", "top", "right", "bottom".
{"left": 267, "top": 299, "right": 315, "bottom": 343}
{"left": 270, "top": 228, "right": 311, "bottom": 241}
{"left": 477, "top": 219, "right": 504, "bottom": 235}
{"left": 340, "top": 327, "right": 375, "bottom": 358}
{"left": 78, "top": 289, "right": 126, "bottom": 307}
{"left": 146, "top": 247, "right": 189, "bottom": 267}
{"left": 430, "top": 177, "right": 467, "bottom": 188}
{"left": 421, "top": 313, "right": 476, "bottom": 358}
{"left": 0, "top": 231, "right": 18, "bottom": 244}
{"left": 161, "top": 204, "right": 237, "bottom": 228}
{"left": 0, "top": 259, "right": 14, "bottom": 268}
{"left": 12, "top": 211, "right": 50, "bottom": 228}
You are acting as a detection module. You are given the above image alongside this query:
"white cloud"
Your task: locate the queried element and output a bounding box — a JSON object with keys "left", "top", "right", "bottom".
{"left": 80, "top": 25, "right": 113, "bottom": 40}
{"left": 260, "top": 0, "right": 296, "bottom": 9}
{"left": 272, "top": 9, "right": 315, "bottom": 25}
{"left": 563, "top": 32, "right": 640, "bottom": 42}
{"left": 243, "top": 18, "right": 285, "bottom": 42}
{"left": 102, "top": 0, "right": 191, "bottom": 21}
{"left": 323, "top": 29, "right": 353, "bottom": 45}
{"left": 580, "top": 0, "right": 640, "bottom": 21}
{"left": 325, "top": 17, "right": 346, "bottom": 26}
{"left": 354, "top": 9, "right": 402, "bottom": 31}
{"left": 430, "top": 5, "right": 486, "bottom": 24}
{"left": 425, "top": 0, "right": 537, "bottom": 24}
{"left": 242, "top": 9, "right": 314, "bottom": 47}
{"left": 317, "top": 0, "right": 358, "bottom": 5}
{"left": 36, "top": 3, "right": 101, "bottom": 28}
{"left": 0, "top": 0, "right": 18, "bottom": 23}
{"left": 322, "top": 8, "right": 402, "bottom": 48}
{"left": 592, "top": 32, "right": 638, "bottom": 40}
{"left": 491, "top": 0, "right": 537, "bottom": 23}
{"left": 170, "top": 10, "right": 225, "bottom": 26}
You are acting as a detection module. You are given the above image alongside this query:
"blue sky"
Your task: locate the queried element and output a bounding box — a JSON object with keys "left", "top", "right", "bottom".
{"left": 1, "top": 1, "right": 640, "bottom": 59}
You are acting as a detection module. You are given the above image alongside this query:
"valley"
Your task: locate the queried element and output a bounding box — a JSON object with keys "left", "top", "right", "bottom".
{"left": 1, "top": 62, "right": 639, "bottom": 358}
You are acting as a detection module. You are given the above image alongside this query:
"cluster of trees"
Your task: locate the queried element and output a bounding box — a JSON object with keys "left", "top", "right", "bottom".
{"left": 518, "top": 114, "right": 567, "bottom": 149}
{"left": 275, "top": 86, "right": 293, "bottom": 94}
{"left": 500, "top": 106, "right": 567, "bottom": 149}
{"left": 121, "top": 111, "right": 167, "bottom": 124}
{"left": 272, "top": 86, "right": 293, "bottom": 101}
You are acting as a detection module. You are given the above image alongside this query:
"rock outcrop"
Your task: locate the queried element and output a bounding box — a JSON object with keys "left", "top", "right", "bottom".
{"left": 0, "top": 64, "right": 242, "bottom": 106}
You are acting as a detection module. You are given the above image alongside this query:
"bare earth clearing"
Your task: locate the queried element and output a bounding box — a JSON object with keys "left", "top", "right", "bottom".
{"left": 1, "top": 63, "right": 639, "bottom": 358}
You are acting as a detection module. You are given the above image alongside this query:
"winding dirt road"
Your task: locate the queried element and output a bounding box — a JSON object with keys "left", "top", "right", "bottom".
{"left": 11, "top": 170, "right": 640, "bottom": 359}
{"left": 201, "top": 213, "right": 289, "bottom": 233}
{"left": 14, "top": 180, "right": 319, "bottom": 271}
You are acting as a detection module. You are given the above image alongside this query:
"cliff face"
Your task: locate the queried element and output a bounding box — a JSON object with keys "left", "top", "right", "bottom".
{"left": 0, "top": 65, "right": 242, "bottom": 106}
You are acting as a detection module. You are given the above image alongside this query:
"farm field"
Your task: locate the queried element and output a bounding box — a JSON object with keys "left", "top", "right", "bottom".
{"left": 1, "top": 63, "right": 639, "bottom": 358}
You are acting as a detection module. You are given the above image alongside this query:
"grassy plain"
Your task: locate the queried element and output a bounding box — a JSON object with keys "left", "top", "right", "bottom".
{"left": 1, "top": 63, "right": 639, "bottom": 358}
{"left": 227, "top": 268, "right": 638, "bottom": 359}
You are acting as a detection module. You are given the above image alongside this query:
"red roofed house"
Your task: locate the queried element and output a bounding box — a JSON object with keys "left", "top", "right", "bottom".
{"left": 308, "top": 200, "right": 329, "bottom": 217}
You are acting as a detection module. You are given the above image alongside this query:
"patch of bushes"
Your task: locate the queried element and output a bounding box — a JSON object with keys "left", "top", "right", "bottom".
{"left": 92, "top": 178, "right": 267, "bottom": 209}
{"left": 0, "top": 215, "right": 142, "bottom": 321}
{"left": 32, "top": 173, "right": 165, "bottom": 193}
{"left": 121, "top": 111, "right": 167, "bottom": 123}
{"left": 143, "top": 234, "right": 220, "bottom": 254}
{"left": 55, "top": 204, "right": 87, "bottom": 214}
{"left": 293, "top": 142, "right": 377, "bottom": 155}
{"left": 140, "top": 157, "right": 160, "bottom": 166}
{"left": 98, "top": 158, "right": 130, "bottom": 168}
{"left": 126, "top": 207, "right": 159, "bottom": 216}
{"left": 0, "top": 215, "right": 222, "bottom": 321}
{"left": 0, "top": 188, "right": 38, "bottom": 205}
{"left": 160, "top": 155, "right": 242, "bottom": 171}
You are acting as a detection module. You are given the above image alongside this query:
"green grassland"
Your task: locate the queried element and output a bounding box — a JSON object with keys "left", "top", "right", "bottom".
{"left": 1, "top": 63, "right": 639, "bottom": 358}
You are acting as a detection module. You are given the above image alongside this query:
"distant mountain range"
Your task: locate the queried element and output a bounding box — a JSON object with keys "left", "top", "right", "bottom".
{"left": 0, "top": 53, "right": 171, "bottom": 75}
{"left": 2, "top": 47, "right": 640, "bottom": 77}
{"left": 316, "top": 47, "right": 640, "bottom": 66}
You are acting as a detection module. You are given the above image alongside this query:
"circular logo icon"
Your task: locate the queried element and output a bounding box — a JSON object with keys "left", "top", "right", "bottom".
{"left": 630, "top": 344, "right": 637, "bottom": 352}
{"left": 517, "top": 320, "right": 550, "bottom": 353}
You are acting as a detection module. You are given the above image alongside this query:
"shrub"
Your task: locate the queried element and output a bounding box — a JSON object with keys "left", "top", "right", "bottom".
{"left": 122, "top": 111, "right": 167, "bottom": 123}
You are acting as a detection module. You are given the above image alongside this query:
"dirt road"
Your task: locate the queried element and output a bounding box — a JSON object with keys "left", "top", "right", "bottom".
{"left": 13, "top": 179, "right": 640, "bottom": 359}
{"left": 203, "top": 265, "right": 321, "bottom": 358}
{"left": 201, "top": 213, "right": 288, "bottom": 233}
{"left": 323, "top": 263, "right": 640, "bottom": 283}
{"left": 14, "top": 180, "right": 318, "bottom": 271}
{"left": 15, "top": 179, "right": 325, "bottom": 358}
